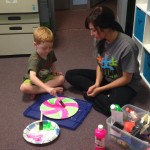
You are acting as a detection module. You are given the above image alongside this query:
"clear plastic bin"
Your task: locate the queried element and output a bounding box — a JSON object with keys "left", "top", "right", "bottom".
{"left": 106, "top": 104, "right": 150, "bottom": 150}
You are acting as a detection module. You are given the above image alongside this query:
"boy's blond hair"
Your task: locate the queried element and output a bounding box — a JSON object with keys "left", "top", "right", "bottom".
{"left": 33, "top": 26, "right": 54, "bottom": 44}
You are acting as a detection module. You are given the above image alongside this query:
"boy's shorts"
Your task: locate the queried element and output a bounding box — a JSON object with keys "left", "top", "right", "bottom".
{"left": 23, "top": 74, "right": 54, "bottom": 85}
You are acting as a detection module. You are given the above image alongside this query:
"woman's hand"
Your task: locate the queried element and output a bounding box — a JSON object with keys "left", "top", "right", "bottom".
{"left": 87, "top": 84, "right": 98, "bottom": 95}
{"left": 87, "top": 87, "right": 101, "bottom": 97}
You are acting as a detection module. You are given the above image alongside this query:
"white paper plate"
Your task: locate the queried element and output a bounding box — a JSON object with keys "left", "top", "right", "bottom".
{"left": 23, "top": 120, "right": 60, "bottom": 144}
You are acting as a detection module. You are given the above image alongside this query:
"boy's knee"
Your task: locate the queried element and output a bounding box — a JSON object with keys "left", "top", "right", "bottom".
{"left": 20, "top": 84, "right": 29, "bottom": 93}
{"left": 59, "top": 75, "right": 65, "bottom": 85}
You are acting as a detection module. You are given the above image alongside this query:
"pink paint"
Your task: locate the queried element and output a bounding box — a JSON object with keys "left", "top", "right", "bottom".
{"left": 27, "top": 134, "right": 43, "bottom": 142}
{"left": 95, "top": 125, "right": 106, "bottom": 150}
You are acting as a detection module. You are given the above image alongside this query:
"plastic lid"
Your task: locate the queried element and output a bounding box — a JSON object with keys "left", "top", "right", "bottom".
{"left": 98, "top": 124, "right": 103, "bottom": 130}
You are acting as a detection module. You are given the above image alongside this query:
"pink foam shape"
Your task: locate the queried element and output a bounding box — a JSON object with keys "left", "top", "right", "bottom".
{"left": 63, "top": 103, "right": 78, "bottom": 107}
{"left": 43, "top": 98, "right": 63, "bottom": 108}
{"left": 42, "top": 107, "right": 69, "bottom": 119}
{"left": 43, "top": 100, "right": 55, "bottom": 107}
{"left": 59, "top": 108, "right": 68, "bottom": 118}
{"left": 42, "top": 108, "right": 60, "bottom": 115}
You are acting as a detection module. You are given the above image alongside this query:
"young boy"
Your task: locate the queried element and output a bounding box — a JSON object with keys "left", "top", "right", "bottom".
{"left": 20, "top": 26, "right": 65, "bottom": 97}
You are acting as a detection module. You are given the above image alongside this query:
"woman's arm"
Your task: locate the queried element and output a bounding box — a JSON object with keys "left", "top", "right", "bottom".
{"left": 88, "top": 72, "right": 133, "bottom": 97}
{"left": 95, "top": 65, "right": 103, "bottom": 86}
{"left": 99, "top": 72, "right": 132, "bottom": 90}
{"left": 87, "top": 65, "right": 103, "bottom": 94}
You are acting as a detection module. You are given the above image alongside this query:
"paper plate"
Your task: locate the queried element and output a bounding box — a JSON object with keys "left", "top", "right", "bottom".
{"left": 23, "top": 120, "right": 60, "bottom": 144}
{"left": 40, "top": 97, "right": 79, "bottom": 119}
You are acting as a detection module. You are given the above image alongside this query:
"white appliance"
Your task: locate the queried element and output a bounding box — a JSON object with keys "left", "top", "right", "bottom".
{"left": 0, "top": 0, "right": 40, "bottom": 55}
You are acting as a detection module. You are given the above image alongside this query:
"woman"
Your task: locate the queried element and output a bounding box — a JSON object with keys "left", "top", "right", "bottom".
{"left": 65, "top": 6, "right": 141, "bottom": 116}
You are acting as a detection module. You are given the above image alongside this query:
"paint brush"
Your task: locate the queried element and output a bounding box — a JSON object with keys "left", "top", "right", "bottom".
{"left": 39, "top": 111, "right": 43, "bottom": 130}
{"left": 59, "top": 99, "right": 65, "bottom": 107}
{"left": 56, "top": 96, "right": 65, "bottom": 107}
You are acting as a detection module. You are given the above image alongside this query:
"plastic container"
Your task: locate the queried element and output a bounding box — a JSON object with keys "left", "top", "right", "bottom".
{"left": 95, "top": 124, "right": 107, "bottom": 150}
{"left": 106, "top": 104, "right": 150, "bottom": 150}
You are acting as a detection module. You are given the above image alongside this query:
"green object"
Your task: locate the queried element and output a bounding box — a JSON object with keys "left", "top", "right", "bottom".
{"left": 43, "top": 121, "right": 51, "bottom": 130}
{"left": 114, "top": 104, "right": 122, "bottom": 112}
{"left": 110, "top": 104, "right": 122, "bottom": 112}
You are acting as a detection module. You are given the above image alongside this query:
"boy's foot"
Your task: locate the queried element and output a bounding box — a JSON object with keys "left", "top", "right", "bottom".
{"left": 22, "top": 94, "right": 38, "bottom": 101}
{"left": 30, "top": 94, "right": 36, "bottom": 100}
{"left": 55, "top": 87, "right": 64, "bottom": 94}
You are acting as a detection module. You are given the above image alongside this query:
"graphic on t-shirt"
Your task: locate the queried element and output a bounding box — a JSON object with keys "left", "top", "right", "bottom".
{"left": 39, "top": 69, "right": 50, "bottom": 79}
{"left": 97, "top": 55, "right": 118, "bottom": 79}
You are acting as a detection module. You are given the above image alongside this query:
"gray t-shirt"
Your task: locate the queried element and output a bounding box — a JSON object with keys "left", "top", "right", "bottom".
{"left": 97, "top": 32, "right": 141, "bottom": 92}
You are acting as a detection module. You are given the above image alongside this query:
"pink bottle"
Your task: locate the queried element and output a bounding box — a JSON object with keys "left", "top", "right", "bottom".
{"left": 95, "top": 124, "right": 107, "bottom": 150}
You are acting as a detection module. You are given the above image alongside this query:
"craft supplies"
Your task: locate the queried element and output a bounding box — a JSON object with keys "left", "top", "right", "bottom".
{"left": 110, "top": 104, "right": 123, "bottom": 124}
{"left": 39, "top": 111, "right": 43, "bottom": 130}
{"left": 110, "top": 104, "right": 122, "bottom": 112}
{"left": 95, "top": 124, "right": 106, "bottom": 150}
{"left": 107, "top": 104, "right": 150, "bottom": 150}
{"left": 125, "top": 107, "right": 138, "bottom": 122}
{"left": 123, "top": 121, "right": 135, "bottom": 133}
{"left": 23, "top": 120, "right": 60, "bottom": 144}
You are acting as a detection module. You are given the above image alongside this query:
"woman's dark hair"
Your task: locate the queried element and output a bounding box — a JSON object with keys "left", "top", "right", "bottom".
{"left": 85, "top": 6, "right": 124, "bottom": 33}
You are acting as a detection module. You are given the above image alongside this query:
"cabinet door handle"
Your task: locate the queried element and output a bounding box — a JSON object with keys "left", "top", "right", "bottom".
{"left": 8, "top": 16, "right": 21, "bottom": 20}
{"left": 9, "top": 27, "right": 22, "bottom": 30}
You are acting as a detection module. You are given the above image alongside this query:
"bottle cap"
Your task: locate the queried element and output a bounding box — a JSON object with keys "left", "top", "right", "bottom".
{"left": 98, "top": 124, "right": 103, "bottom": 130}
{"left": 110, "top": 104, "right": 116, "bottom": 110}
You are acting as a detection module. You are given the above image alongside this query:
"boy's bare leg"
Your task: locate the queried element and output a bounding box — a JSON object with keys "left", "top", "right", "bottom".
{"left": 20, "top": 75, "right": 65, "bottom": 94}
{"left": 45, "top": 75, "right": 65, "bottom": 87}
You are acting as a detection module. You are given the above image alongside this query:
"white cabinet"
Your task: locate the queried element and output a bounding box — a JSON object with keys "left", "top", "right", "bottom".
{"left": 0, "top": 0, "right": 40, "bottom": 56}
{"left": 133, "top": 0, "right": 150, "bottom": 88}
{"left": 0, "top": 0, "right": 39, "bottom": 13}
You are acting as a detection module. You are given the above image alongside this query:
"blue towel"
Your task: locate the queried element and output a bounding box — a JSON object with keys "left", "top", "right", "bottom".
{"left": 23, "top": 93, "right": 93, "bottom": 130}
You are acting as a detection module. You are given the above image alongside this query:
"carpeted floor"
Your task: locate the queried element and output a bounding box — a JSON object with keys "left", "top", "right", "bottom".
{"left": 0, "top": 0, "right": 150, "bottom": 150}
